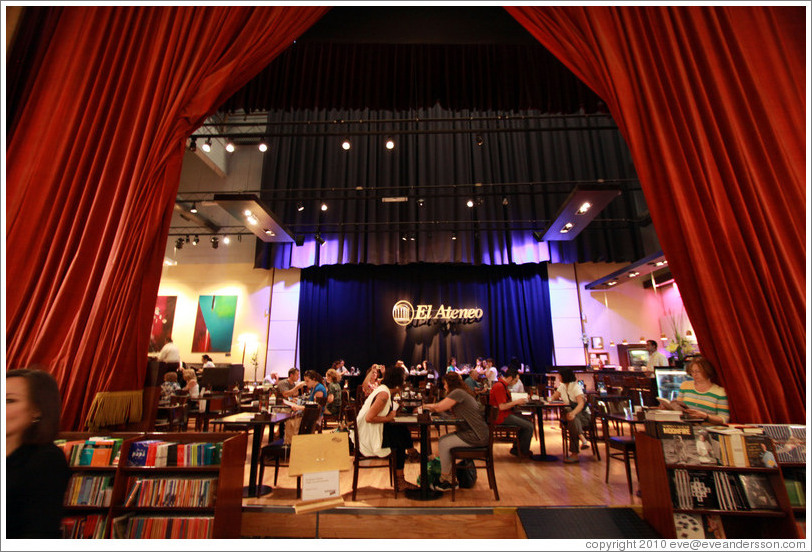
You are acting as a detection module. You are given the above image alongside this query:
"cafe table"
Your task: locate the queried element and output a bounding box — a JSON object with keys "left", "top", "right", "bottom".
{"left": 211, "top": 410, "right": 292, "bottom": 497}
{"left": 390, "top": 412, "right": 461, "bottom": 500}
{"left": 521, "top": 399, "right": 567, "bottom": 461}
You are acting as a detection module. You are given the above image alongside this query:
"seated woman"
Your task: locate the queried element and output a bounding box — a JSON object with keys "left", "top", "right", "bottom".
{"left": 324, "top": 368, "right": 343, "bottom": 417}
{"left": 355, "top": 365, "right": 418, "bottom": 491}
{"left": 670, "top": 356, "right": 729, "bottom": 424}
{"left": 182, "top": 368, "right": 200, "bottom": 398}
{"left": 289, "top": 370, "right": 327, "bottom": 411}
{"left": 422, "top": 372, "right": 489, "bottom": 491}
{"left": 550, "top": 368, "right": 591, "bottom": 463}
{"left": 360, "top": 364, "right": 381, "bottom": 398}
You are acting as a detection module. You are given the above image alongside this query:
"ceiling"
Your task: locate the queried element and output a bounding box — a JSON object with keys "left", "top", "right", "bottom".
{"left": 169, "top": 7, "right": 658, "bottom": 265}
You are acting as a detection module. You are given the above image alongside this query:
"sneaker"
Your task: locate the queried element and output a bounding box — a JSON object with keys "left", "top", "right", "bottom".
{"left": 433, "top": 479, "right": 459, "bottom": 492}
{"left": 580, "top": 443, "right": 590, "bottom": 450}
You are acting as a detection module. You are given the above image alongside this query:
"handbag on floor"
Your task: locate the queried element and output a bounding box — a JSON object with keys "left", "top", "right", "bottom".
{"left": 456, "top": 458, "right": 477, "bottom": 488}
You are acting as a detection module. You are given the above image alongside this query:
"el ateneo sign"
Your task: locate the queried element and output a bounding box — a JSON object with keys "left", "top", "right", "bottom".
{"left": 392, "top": 300, "right": 483, "bottom": 327}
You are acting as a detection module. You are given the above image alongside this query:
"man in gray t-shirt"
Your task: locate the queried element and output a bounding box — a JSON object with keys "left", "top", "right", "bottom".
{"left": 277, "top": 367, "right": 304, "bottom": 398}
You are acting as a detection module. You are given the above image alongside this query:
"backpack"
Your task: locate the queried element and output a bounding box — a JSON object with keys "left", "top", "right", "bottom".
{"left": 456, "top": 458, "right": 477, "bottom": 488}
{"left": 417, "top": 456, "right": 442, "bottom": 487}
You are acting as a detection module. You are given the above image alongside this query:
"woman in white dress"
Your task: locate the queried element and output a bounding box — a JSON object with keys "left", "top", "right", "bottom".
{"left": 355, "top": 365, "right": 418, "bottom": 491}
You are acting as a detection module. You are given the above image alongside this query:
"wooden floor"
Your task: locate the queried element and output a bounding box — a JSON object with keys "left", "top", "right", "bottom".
{"left": 241, "top": 416, "right": 641, "bottom": 510}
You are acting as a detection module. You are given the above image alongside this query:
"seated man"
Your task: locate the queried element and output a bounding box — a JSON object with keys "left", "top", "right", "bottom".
{"left": 464, "top": 371, "right": 485, "bottom": 394}
{"left": 489, "top": 366, "right": 534, "bottom": 457}
{"left": 277, "top": 367, "right": 306, "bottom": 398}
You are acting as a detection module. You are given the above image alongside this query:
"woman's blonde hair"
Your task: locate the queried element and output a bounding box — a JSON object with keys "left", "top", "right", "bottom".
{"left": 326, "top": 368, "right": 341, "bottom": 383}
{"left": 183, "top": 368, "right": 197, "bottom": 381}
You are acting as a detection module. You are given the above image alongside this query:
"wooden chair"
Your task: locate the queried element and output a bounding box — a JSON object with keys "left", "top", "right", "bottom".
{"left": 450, "top": 406, "right": 499, "bottom": 501}
{"left": 348, "top": 405, "right": 398, "bottom": 501}
{"left": 596, "top": 402, "right": 636, "bottom": 495}
{"left": 155, "top": 402, "right": 189, "bottom": 432}
{"left": 257, "top": 404, "right": 321, "bottom": 497}
{"left": 559, "top": 399, "right": 601, "bottom": 460}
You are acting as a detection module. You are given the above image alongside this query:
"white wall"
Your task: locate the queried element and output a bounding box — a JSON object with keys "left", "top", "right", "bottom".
{"left": 548, "top": 262, "right": 687, "bottom": 366}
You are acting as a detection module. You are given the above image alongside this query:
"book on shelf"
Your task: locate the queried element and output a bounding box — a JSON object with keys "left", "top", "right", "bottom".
{"left": 657, "top": 422, "right": 700, "bottom": 464}
{"left": 782, "top": 467, "right": 806, "bottom": 508}
{"left": 124, "top": 476, "right": 218, "bottom": 508}
{"left": 55, "top": 437, "right": 124, "bottom": 467}
{"left": 671, "top": 468, "right": 759, "bottom": 512}
{"left": 125, "top": 515, "right": 214, "bottom": 539}
{"left": 127, "top": 440, "right": 223, "bottom": 467}
{"left": 673, "top": 512, "right": 705, "bottom": 539}
{"left": 65, "top": 474, "right": 114, "bottom": 507}
{"left": 61, "top": 514, "right": 108, "bottom": 539}
{"left": 743, "top": 434, "right": 778, "bottom": 468}
{"left": 704, "top": 426, "right": 747, "bottom": 467}
{"left": 737, "top": 473, "right": 780, "bottom": 510}
{"left": 703, "top": 514, "right": 727, "bottom": 539}
{"left": 759, "top": 424, "right": 806, "bottom": 464}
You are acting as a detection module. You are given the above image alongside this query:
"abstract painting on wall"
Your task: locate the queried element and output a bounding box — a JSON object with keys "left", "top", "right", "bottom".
{"left": 192, "top": 295, "right": 238, "bottom": 353}
{"left": 149, "top": 296, "right": 178, "bottom": 352}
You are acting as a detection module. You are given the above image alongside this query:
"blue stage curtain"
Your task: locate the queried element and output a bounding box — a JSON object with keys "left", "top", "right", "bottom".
{"left": 298, "top": 263, "right": 554, "bottom": 377}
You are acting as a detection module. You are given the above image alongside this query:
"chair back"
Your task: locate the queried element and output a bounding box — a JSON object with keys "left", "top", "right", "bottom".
{"left": 595, "top": 400, "right": 612, "bottom": 442}
{"left": 298, "top": 404, "right": 321, "bottom": 436}
{"left": 170, "top": 393, "right": 189, "bottom": 406}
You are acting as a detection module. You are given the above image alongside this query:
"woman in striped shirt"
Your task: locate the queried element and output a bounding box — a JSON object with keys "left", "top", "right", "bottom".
{"left": 676, "top": 356, "right": 730, "bottom": 424}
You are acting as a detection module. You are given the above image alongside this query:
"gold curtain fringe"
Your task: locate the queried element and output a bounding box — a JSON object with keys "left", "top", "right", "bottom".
{"left": 84, "top": 390, "right": 143, "bottom": 430}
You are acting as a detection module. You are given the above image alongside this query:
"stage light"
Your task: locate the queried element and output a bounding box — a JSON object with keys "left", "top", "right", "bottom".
{"left": 297, "top": 202, "right": 304, "bottom": 212}
{"left": 417, "top": 198, "right": 425, "bottom": 207}
{"left": 385, "top": 138, "right": 395, "bottom": 150}
{"left": 451, "top": 232, "right": 457, "bottom": 241}
{"left": 532, "top": 231, "right": 544, "bottom": 243}
{"left": 559, "top": 222, "right": 574, "bottom": 234}
{"left": 341, "top": 138, "right": 351, "bottom": 150}
{"left": 225, "top": 141, "right": 235, "bottom": 153}
{"left": 502, "top": 196, "right": 509, "bottom": 206}
{"left": 258, "top": 141, "right": 268, "bottom": 152}
{"left": 576, "top": 201, "right": 592, "bottom": 215}
{"left": 185, "top": 235, "right": 190, "bottom": 243}
{"left": 466, "top": 199, "right": 474, "bottom": 208}
{"left": 475, "top": 135, "right": 484, "bottom": 146}
{"left": 188, "top": 137, "right": 197, "bottom": 152}
{"left": 264, "top": 228, "right": 275, "bottom": 237}
{"left": 401, "top": 234, "right": 407, "bottom": 242}
{"left": 192, "top": 235, "right": 199, "bottom": 246}
{"left": 201, "top": 138, "right": 212, "bottom": 153}
{"left": 321, "top": 203, "right": 328, "bottom": 211}
{"left": 175, "top": 238, "right": 184, "bottom": 250}
{"left": 627, "top": 271, "right": 640, "bottom": 278}
{"left": 190, "top": 202, "right": 198, "bottom": 214}
{"left": 315, "top": 233, "right": 325, "bottom": 246}
{"left": 211, "top": 236, "right": 219, "bottom": 249}
{"left": 223, "top": 235, "right": 230, "bottom": 245}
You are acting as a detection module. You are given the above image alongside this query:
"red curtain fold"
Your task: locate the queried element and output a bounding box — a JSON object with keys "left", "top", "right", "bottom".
{"left": 6, "top": 6, "right": 329, "bottom": 430}
{"left": 507, "top": 6, "right": 806, "bottom": 423}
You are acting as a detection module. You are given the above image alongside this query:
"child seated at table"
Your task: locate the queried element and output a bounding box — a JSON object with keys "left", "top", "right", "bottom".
{"left": 160, "top": 371, "right": 181, "bottom": 402}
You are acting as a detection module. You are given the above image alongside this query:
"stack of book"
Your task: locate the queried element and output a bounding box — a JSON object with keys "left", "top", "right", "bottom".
{"left": 127, "top": 440, "right": 223, "bottom": 467}
{"left": 55, "top": 436, "right": 124, "bottom": 466}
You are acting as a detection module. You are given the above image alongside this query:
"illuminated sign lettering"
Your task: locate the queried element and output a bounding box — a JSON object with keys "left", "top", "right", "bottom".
{"left": 392, "top": 300, "right": 483, "bottom": 327}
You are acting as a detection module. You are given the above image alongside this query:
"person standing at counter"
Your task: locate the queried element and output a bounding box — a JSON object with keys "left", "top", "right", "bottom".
{"left": 645, "top": 340, "right": 669, "bottom": 370}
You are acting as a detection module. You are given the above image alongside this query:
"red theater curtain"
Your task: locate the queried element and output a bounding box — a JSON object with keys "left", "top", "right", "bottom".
{"left": 507, "top": 6, "right": 806, "bottom": 423}
{"left": 6, "top": 6, "right": 329, "bottom": 430}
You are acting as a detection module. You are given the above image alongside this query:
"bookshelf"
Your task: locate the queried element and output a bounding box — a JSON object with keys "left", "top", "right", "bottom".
{"left": 56, "top": 431, "right": 247, "bottom": 539}
{"left": 637, "top": 432, "right": 800, "bottom": 539}
{"left": 110, "top": 432, "right": 246, "bottom": 539}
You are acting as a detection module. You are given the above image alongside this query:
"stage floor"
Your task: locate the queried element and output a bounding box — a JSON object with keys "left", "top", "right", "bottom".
{"left": 240, "top": 419, "right": 641, "bottom": 511}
